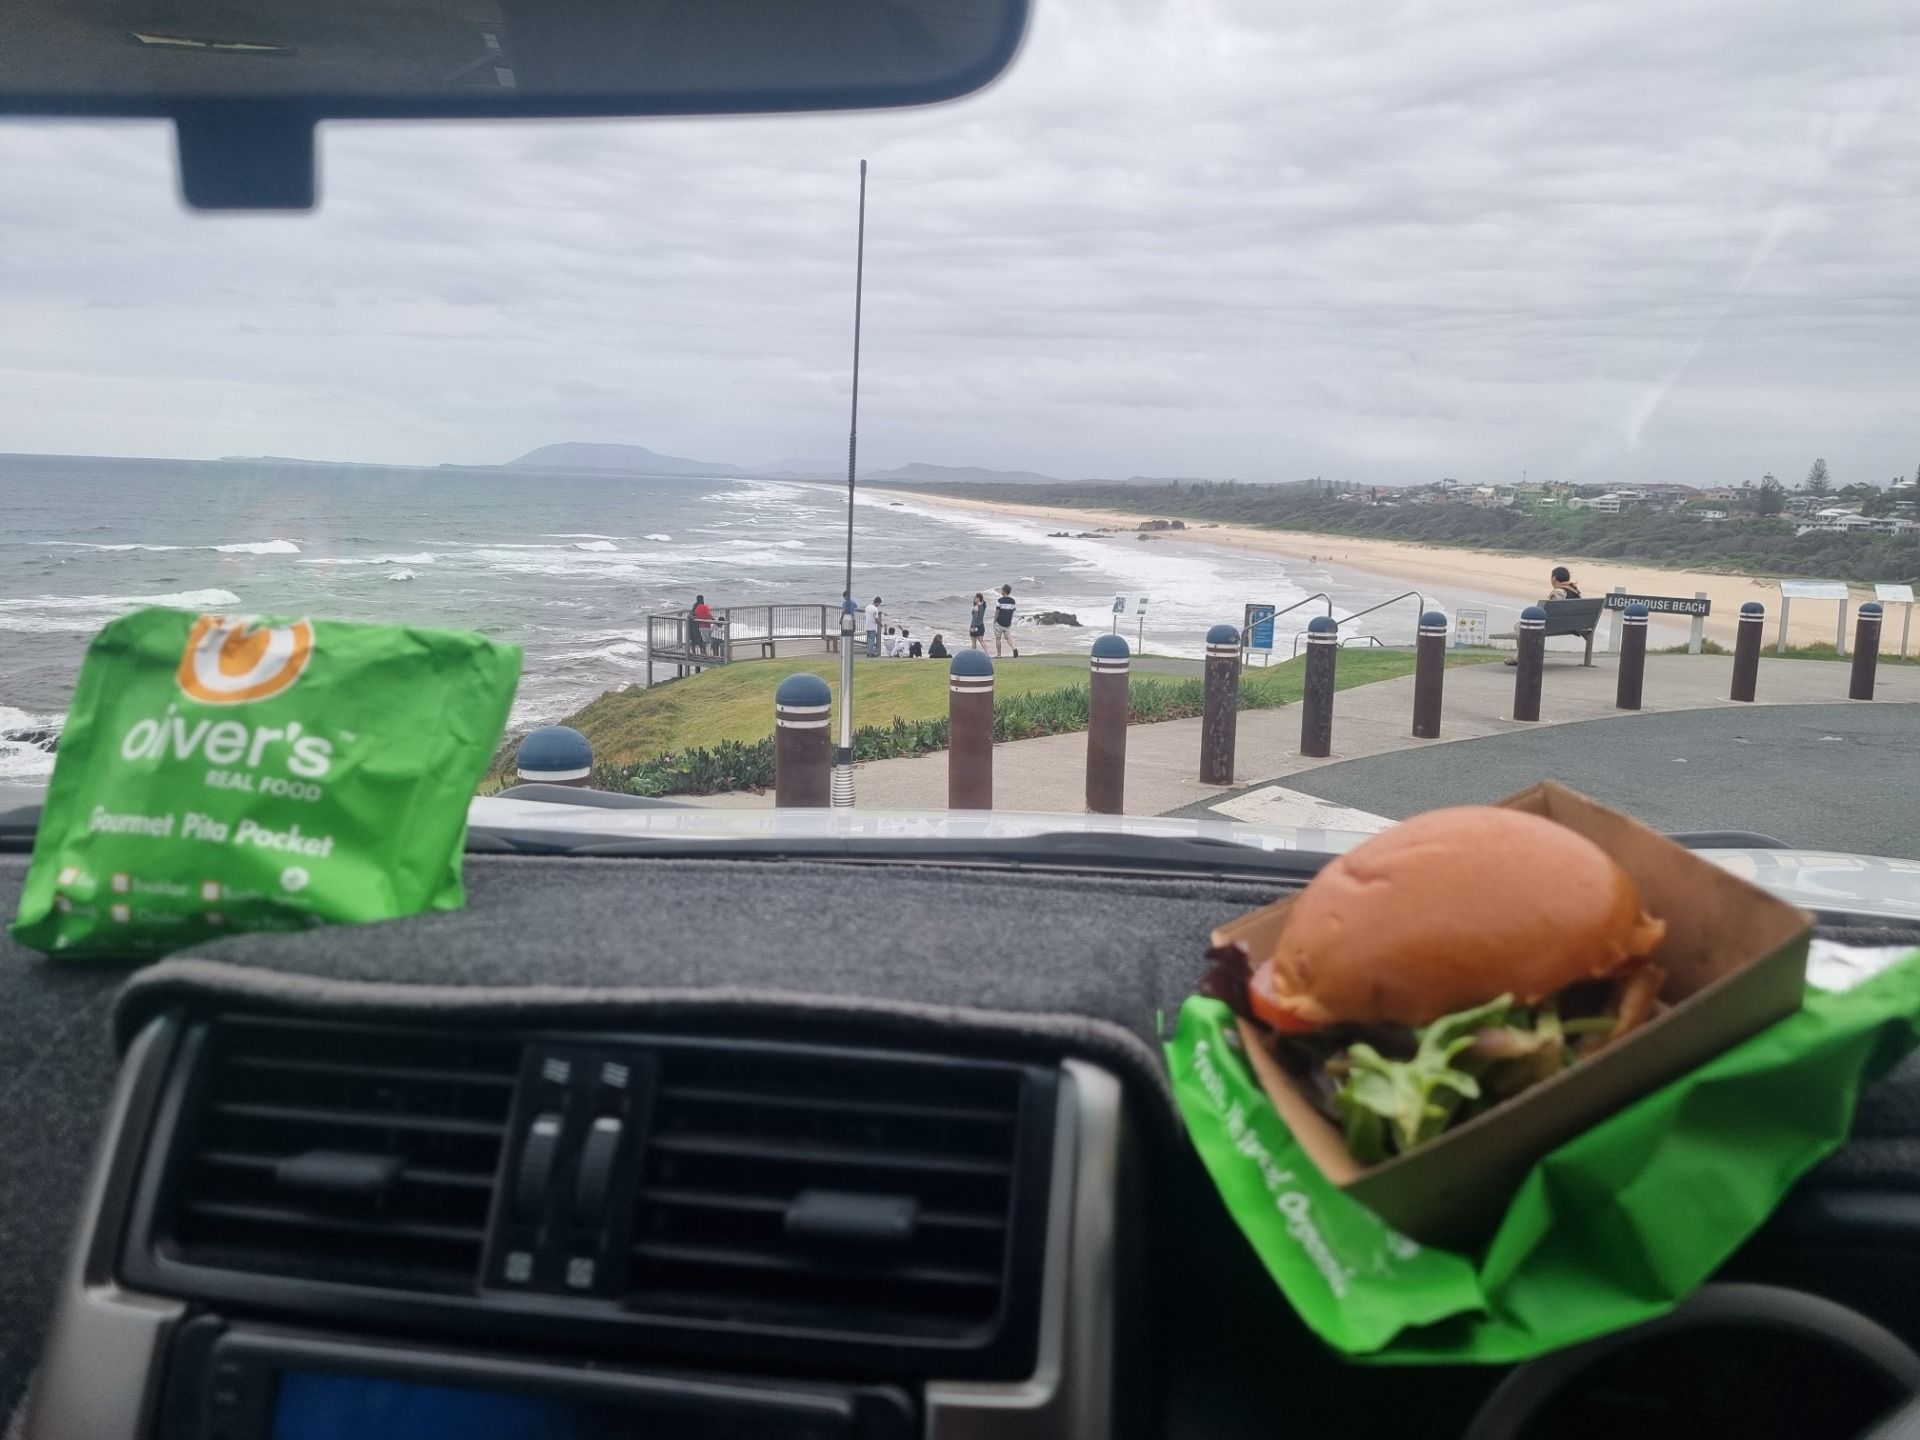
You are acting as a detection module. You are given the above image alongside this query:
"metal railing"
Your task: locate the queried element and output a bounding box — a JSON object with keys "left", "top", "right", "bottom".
{"left": 645, "top": 604, "right": 838, "bottom": 683}
{"left": 1289, "top": 591, "right": 1429, "bottom": 657}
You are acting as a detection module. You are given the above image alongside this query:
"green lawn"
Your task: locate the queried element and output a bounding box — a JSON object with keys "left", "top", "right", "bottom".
{"left": 546, "top": 647, "right": 1497, "bottom": 772}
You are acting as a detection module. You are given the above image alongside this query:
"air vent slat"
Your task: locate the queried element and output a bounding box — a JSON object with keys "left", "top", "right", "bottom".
{"left": 649, "top": 1132, "right": 1010, "bottom": 1176}
{"left": 183, "top": 1200, "right": 486, "bottom": 1247}
{"left": 158, "top": 1018, "right": 517, "bottom": 1294}
{"left": 227, "top": 1055, "right": 518, "bottom": 1090}
{"left": 194, "top": 1149, "right": 496, "bottom": 1191}
{"left": 632, "top": 1047, "right": 1039, "bottom": 1343}
{"left": 638, "top": 1186, "right": 1007, "bottom": 1232}
{"left": 631, "top": 1240, "right": 1001, "bottom": 1289}
{"left": 659, "top": 1085, "right": 1016, "bottom": 1127}
{"left": 209, "top": 1101, "right": 505, "bottom": 1140}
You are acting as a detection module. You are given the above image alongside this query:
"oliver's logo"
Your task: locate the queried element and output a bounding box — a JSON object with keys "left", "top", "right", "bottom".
{"left": 176, "top": 615, "right": 315, "bottom": 705}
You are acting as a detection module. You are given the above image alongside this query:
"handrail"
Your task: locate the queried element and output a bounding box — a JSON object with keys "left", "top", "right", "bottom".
{"left": 1339, "top": 589, "right": 1428, "bottom": 641}
{"left": 1340, "top": 635, "right": 1385, "bottom": 649}
{"left": 1288, "top": 590, "right": 1428, "bottom": 657}
{"left": 1243, "top": 592, "right": 1334, "bottom": 653}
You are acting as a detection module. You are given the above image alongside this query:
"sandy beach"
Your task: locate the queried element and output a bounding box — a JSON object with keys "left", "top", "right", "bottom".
{"left": 893, "top": 490, "right": 1910, "bottom": 654}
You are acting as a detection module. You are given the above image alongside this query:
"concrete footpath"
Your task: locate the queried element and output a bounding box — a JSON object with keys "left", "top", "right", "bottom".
{"left": 688, "top": 653, "right": 1920, "bottom": 817}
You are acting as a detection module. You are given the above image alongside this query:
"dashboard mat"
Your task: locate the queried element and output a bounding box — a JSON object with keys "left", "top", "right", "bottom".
{"left": 7, "top": 852, "right": 1920, "bottom": 1425}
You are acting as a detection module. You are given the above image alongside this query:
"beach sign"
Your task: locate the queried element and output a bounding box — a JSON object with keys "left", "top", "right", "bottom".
{"left": 1112, "top": 595, "right": 1128, "bottom": 613}
{"left": 1876, "top": 585, "right": 1916, "bottom": 658}
{"left": 1775, "top": 578, "right": 1852, "bottom": 656}
{"left": 1245, "top": 603, "right": 1277, "bottom": 653}
{"left": 1454, "top": 608, "right": 1489, "bottom": 648}
{"left": 1602, "top": 592, "right": 1712, "bottom": 617}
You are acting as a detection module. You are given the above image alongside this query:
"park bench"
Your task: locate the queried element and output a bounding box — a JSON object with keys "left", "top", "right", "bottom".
{"left": 1494, "top": 596, "right": 1606, "bottom": 665}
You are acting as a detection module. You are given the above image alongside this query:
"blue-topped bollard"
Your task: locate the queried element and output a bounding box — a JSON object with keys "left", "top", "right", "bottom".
{"left": 1513, "top": 605, "right": 1547, "bottom": 721}
{"left": 1616, "top": 603, "right": 1649, "bottom": 711}
{"left": 1851, "top": 602, "right": 1884, "bottom": 701}
{"left": 1413, "top": 609, "right": 1448, "bottom": 739}
{"left": 1200, "top": 624, "right": 1241, "bottom": 785}
{"left": 1732, "top": 600, "right": 1764, "bottom": 702}
{"left": 949, "top": 649, "right": 995, "bottom": 810}
{"left": 1087, "top": 634, "right": 1131, "bottom": 813}
{"left": 1301, "top": 615, "right": 1338, "bottom": 757}
{"left": 516, "top": 725, "right": 592, "bottom": 788}
{"left": 774, "top": 672, "right": 833, "bottom": 807}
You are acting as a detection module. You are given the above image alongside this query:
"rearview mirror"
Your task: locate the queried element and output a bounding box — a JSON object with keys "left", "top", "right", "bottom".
{"left": 0, "top": 0, "right": 1030, "bottom": 209}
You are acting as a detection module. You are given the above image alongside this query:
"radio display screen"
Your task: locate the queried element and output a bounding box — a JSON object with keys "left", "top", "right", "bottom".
{"left": 271, "top": 1371, "right": 641, "bottom": 1439}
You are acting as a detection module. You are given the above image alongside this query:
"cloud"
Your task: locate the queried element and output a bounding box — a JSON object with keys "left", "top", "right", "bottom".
{"left": 1, "top": 0, "right": 1917, "bottom": 486}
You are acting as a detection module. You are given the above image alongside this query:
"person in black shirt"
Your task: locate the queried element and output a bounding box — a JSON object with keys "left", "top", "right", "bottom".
{"left": 927, "top": 634, "right": 949, "bottom": 659}
{"left": 994, "top": 584, "right": 1018, "bottom": 658}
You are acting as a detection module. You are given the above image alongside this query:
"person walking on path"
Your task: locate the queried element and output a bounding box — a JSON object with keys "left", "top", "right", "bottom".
{"left": 865, "top": 596, "right": 882, "bottom": 658}
{"left": 689, "top": 594, "right": 714, "bottom": 655}
{"left": 994, "top": 584, "right": 1019, "bottom": 658}
{"left": 968, "top": 593, "right": 988, "bottom": 650}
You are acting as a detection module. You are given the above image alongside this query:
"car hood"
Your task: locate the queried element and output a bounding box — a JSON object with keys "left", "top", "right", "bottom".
{"left": 468, "top": 794, "right": 1920, "bottom": 924}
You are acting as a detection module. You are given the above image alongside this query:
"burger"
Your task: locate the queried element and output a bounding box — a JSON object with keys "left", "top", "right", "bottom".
{"left": 1205, "top": 805, "right": 1669, "bottom": 1164}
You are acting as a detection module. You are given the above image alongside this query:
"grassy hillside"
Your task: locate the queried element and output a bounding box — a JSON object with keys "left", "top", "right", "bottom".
{"left": 554, "top": 656, "right": 1116, "bottom": 770}
{"left": 490, "top": 648, "right": 1496, "bottom": 791}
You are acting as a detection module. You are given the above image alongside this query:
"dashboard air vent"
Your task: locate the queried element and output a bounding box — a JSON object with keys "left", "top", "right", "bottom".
{"left": 631, "top": 1045, "right": 1040, "bottom": 1341}
{"left": 157, "top": 1016, "right": 519, "bottom": 1293}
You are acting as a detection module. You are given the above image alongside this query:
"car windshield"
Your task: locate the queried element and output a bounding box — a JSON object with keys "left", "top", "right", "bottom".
{"left": 2, "top": 0, "right": 1917, "bottom": 859}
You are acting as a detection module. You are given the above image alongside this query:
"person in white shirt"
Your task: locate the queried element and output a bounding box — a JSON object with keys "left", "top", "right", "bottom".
{"left": 864, "top": 597, "right": 882, "bottom": 657}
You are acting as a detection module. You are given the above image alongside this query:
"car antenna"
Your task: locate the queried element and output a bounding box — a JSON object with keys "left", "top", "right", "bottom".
{"left": 833, "top": 158, "right": 867, "bottom": 809}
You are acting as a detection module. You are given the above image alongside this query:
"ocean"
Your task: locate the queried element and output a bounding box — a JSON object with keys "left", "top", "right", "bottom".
{"left": 0, "top": 453, "right": 1528, "bottom": 781}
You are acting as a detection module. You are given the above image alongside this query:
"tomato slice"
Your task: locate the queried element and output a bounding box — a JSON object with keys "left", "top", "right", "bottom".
{"left": 1247, "top": 958, "right": 1320, "bottom": 1033}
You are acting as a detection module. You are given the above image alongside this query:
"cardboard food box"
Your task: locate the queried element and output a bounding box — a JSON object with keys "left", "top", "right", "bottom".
{"left": 1211, "top": 781, "right": 1813, "bottom": 1249}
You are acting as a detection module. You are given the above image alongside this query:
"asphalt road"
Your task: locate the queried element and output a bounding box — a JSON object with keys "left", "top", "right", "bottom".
{"left": 1179, "top": 703, "right": 1920, "bottom": 859}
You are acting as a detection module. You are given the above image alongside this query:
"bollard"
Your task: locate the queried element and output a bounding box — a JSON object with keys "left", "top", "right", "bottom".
{"left": 948, "top": 650, "right": 995, "bottom": 810}
{"left": 773, "top": 673, "right": 832, "bottom": 807}
{"left": 1615, "top": 603, "right": 1648, "bottom": 711}
{"left": 1200, "top": 624, "right": 1241, "bottom": 785}
{"left": 1731, "top": 601, "right": 1764, "bottom": 702}
{"left": 1850, "top": 602, "right": 1884, "bottom": 701}
{"left": 1300, "top": 615, "right": 1338, "bottom": 757}
{"left": 1086, "top": 634, "right": 1130, "bottom": 814}
{"left": 1512, "top": 605, "right": 1546, "bottom": 722}
{"left": 516, "top": 725, "right": 592, "bottom": 788}
{"left": 1412, "top": 609, "right": 1448, "bottom": 739}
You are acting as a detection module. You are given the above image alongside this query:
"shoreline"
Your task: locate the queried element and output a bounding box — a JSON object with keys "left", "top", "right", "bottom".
{"left": 887, "top": 490, "right": 1899, "bottom": 652}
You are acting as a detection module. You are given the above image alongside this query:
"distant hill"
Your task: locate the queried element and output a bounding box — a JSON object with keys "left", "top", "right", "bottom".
{"left": 751, "top": 457, "right": 841, "bottom": 480}
{"left": 863, "top": 461, "right": 1063, "bottom": 485}
{"left": 506, "top": 442, "right": 742, "bottom": 477}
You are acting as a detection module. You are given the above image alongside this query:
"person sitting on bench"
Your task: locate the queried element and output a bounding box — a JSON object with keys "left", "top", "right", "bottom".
{"left": 1507, "top": 566, "right": 1584, "bottom": 665}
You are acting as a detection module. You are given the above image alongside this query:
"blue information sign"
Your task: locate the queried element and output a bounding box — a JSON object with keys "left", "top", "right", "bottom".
{"left": 1246, "top": 603, "right": 1277, "bottom": 652}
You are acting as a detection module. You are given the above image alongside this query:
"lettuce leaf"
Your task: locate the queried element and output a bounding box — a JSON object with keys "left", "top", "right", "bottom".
{"left": 1334, "top": 995, "right": 1515, "bottom": 1162}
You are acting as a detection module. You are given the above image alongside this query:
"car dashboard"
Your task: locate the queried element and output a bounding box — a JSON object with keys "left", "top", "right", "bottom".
{"left": 9, "top": 848, "right": 1920, "bottom": 1440}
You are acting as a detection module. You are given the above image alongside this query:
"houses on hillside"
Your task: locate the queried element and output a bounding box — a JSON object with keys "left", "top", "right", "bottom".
{"left": 1371, "top": 475, "right": 1917, "bottom": 531}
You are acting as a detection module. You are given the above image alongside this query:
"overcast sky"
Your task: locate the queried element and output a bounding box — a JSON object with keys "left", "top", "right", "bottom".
{"left": 2, "top": 0, "right": 1917, "bottom": 487}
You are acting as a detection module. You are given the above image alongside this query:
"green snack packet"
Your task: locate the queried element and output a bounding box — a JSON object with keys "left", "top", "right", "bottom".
{"left": 11, "top": 607, "right": 521, "bottom": 959}
{"left": 1166, "top": 952, "right": 1920, "bottom": 1364}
